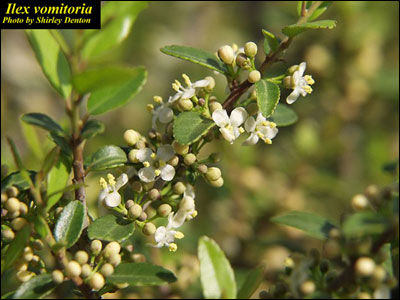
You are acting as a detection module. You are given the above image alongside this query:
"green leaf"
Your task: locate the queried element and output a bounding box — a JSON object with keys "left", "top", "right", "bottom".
{"left": 173, "top": 112, "right": 215, "bottom": 145}
{"left": 21, "top": 121, "right": 44, "bottom": 160}
{"left": 73, "top": 66, "right": 147, "bottom": 115}
{"left": 3, "top": 225, "right": 31, "bottom": 271}
{"left": 88, "top": 214, "right": 135, "bottom": 243}
{"left": 12, "top": 274, "right": 57, "bottom": 299}
{"left": 269, "top": 104, "right": 298, "bottom": 127}
{"left": 381, "top": 243, "right": 393, "bottom": 277}
{"left": 100, "top": 1, "right": 148, "bottom": 25}
{"left": 81, "top": 119, "right": 105, "bottom": 140}
{"left": 256, "top": 79, "right": 280, "bottom": 118}
{"left": 46, "top": 153, "right": 71, "bottom": 211}
{"left": 21, "top": 113, "right": 65, "bottom": 136}
{"left": 342, "top": 212, "right": 389, "bottom": 238}
{"left": 262, "top": 29, "right": 279, "bottom": 55}
{"left": 271, "top": 211, "right": 337, "bottom": 240}
{"left": 33, "top": 215, "right": 49, "bottom": 240}
{"left": 198, "top": 236, "right": 236, "bottom": 299}
{"left": 1, "top": 171, "right": 36, "bottom": 192}
{"left": 282, "top": 20, "right": 337, "bottom": 37}
{"left": 86, "top": 145, "right": 127, "bottom": 172}
{"left": 49, "top": 133, "right": 72, "bottom": 157}
{"left": 25, "top": 30, "right": 72, "bottom": 99}
{"left": 81, "top": 2, "right": 147, "bottom": 60}
{"left": 106, "top": 263, "right": 177, "bottom": 286}
{"left": 308, "top": 2, "right": 333, "bottom": 21}
{"left": 161, "top": 45, "right": 228, "bottom": 74}
{"left": 54, "top": 201, "right": 85, "bottom": 248}
{"left": 237, "top": 266, "right": 265, "bottom": 299}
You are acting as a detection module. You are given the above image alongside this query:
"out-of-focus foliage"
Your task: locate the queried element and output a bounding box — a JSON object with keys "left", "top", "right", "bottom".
{"left": 1, "top": 2, "right": 398, "bottom": 298}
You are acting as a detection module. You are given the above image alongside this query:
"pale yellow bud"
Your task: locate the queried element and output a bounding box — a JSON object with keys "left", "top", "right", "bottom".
{"left": 244, "top": 42, "right": 258, "bottom": 57}
{"left": 125, "top": 200, "right": 134, "bottom": 209}
{"left": 129, "top": 204, "right": 143, "bottom": 219}
{"left": 300, "top": 280, "right": 315, "bottom": 295}
{"left": 173, "top": 182, "right": 186, "bottom": 195}
{"left": 351, "top": 194, "right": 369, "bottom": 211}
{"left": 205, "top": 76, "right": 215, "bottom": 90}
{"left": 104, "top": 242, "right": 121, "bottom": 256}
{"left": 131, "top": 253, "right": 146, "bottom": 263}
{"left": 355, "top": 257, "right": 376, "bottom": 277}
{"left": 236, "top": 53, "right": 249, "bottom": 69}
{"left": 206, "top": 167, "right": 222, "bottom": 181}
{"left": 209, "top": 101, "right": 223, "bottom": 114}
{"left": 89, "top": 273, "right": 105, "bottom": 290}
{"left": 23, "top": 247, "right": 33, "bottom": 261}
{"left": 116, "top": 283, "right": 129, "bottom": 289}
{"left": 131, "top": 181, "right": 143, "bottom": 193}
{"left": 32, "top": 239, "right": 44, "bottom": 251}
{"left": 288, "top": 65, "right": 299, "bottom": 75}
{"left": 90, "top": 240, "right": 102, "bottom": 255}
{"left": 100, "top": 263, "right": 114, "bottom": 277}
{"left": 52, "top": 270, "right": 64, "bottom": 284}
{"left": 209, "top": 177, "right": 224, "bottom": 187}
{"left": 157, "top": 204, "right": 172, "bottom": 217}
{"left": 178, "top": 99, "right": 194, "bottom": 111}
{"left": 108, "top": 253, "right": 122, "bottom": 267}
{"left": 168, "top": 155, "right": 179, "bottom": 167}
{"left": 197, "top": 164, "right": 208, "bottom": 174}
{"left": 15, "top": 260, "right": 28, "bottom": 272}
{"left": 81, "top": 264, "right": 92, "bottom": 278}
{"left": 128, "top": 149, "right": 139, "bottom": 163}
{"left": 75, "top": 251, "right": 89, "bottom": 265}
{"left": 138, "top": 212, "right": 147, "bottom": 221}
{"left": 218, "top": 45, "right": 235, "bottom": 64}
{"left": 283, "top": 76, "right": 294, "bottom": 89}
{"left": 172, "top": 141, "right": 189, "bottom": 155}
{"left": 123, "top": 129, "right": 141, "bottom": 146}
{"left": 2, "top": 228, "right": 15, "bottom": 242}
{"left": 184, "top": 153, "right": 196, "bottom": 166}
{"left": 1, "top": 192, "right": 8, "bottom": 203}
{"left": 5, "top": 197, "right": 20, "bottom": 213}
{"left": 6, "top": 186, "right": 19, "bottom": 197}
{"left": 17, "top": 270, "right": 36, "bottom": 283}
{"left": 11, "top": 218, "right": 28, "bottom": 231}
{"left": 19, "top": 202, "right": 28, "bottom": 215}
{"left": 148, "top": 189, "right": 160, "bottom": 201}
{"left": 143, "top": 223, "right": 156, "bottom": 236}
{"left": 66, "top": 261, "right": 82, "bottom": 278}
{"left": 248, "top": 70, "right": 261, "bottom": 83}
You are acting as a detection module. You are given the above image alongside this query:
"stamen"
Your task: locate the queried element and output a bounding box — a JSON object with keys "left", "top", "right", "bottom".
{"left": 182, "top": 74, "right": 191, "bottom": 86}
{"left": 99, "top": 178, "right": 108, "bottom": 189}
{"left": 192, "top": 210, "right": 198, "bottom": 218}
{"left": 107, "top": 174, "right": 116, "bottom": 186}
{"left": 150, "top": 153, "right": 156, "bottom": 159}
{"left": 155, "top": 169, "right": 161, "bottom": 176}
{"left": 264, "top": 138, "right": 272, "bottom": 144}
{"left": 303, "top": 85, "right": 313, "bottom": 94}
{"left": 172, "top": 83, "right": 180, "bottom": 92}
{"left": 174, "top": 232, "right": 184, "bottom": 239}
{"left": 143, "top": 161, "right": 150, "bottom": 168}
{"left": 238, "top": 127, "right": 245, "bottom": 134}
{"left": 168, "top": 243, "right": 178, "bottom": 252}
{"left": 304, "top": 75, "right": 315, "bottom": 85}
{"left": 146, "top": 104, "right": 154, "bottom": 112}
{"left": 270, "top": 122, "right": 277, "bottom": 128}
{"left": 153, "top": 96, "right": 163, "bottom": 104}
{"left": 261, "top": 121, "right": 270, "bottom": 126}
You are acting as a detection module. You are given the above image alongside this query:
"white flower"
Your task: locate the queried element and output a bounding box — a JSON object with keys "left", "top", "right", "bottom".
{"left": 169, "top": 74, "right": 209, "bottom": 103}
{"left": 286, "top": 62, "right": 315, "bottom": 104}
{"left": 244, "top": 113, "right": 278, "bottom": 145}
{"left": 153, "top": 219, "right": 184, "bottom": 252}
{"left": 212, "top": 107, "right": 248, "bottom": 144}
{"left": 136, "top": 145, "right": 175, "bottom": 183}
{"left": 152, "top": 102, "right": 174, "bottom": 129}
{"left": 98, "top": 173, "right": 128, "bottom": 208}
{"left": 168, "top": 184, "right": 197, "bottom": 228}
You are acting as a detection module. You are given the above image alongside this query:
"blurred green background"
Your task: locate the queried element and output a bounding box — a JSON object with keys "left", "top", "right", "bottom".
{"left": 1, "top": 1, "right": 399, "bottom": 298}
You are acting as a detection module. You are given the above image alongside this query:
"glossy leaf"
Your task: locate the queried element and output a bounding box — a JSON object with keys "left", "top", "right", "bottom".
{"left": 54, "top": 201, "right": 85, "bottom": 248}
{"left": 21, "top": 113, "right": 65, "bottom": 136}
{"left": 81, "top": 119, "right": 105, "bottom": 140}
{"left": 282, "top": 20, "right": 337, "bottom": 37}
{"left": 198, "top": 236, "right": 237, "bottom": 299}
{"left": 271, "top": 211, "right": 338, "bottom": 240}
{"left": 161, "top": 45, "right": 228, "bottom": 74}
{"left": 3, "top": 225, "right": 31, "bottom": 271}
{"left": 25, "top": 30, "right": 72, "bottom": 99}
{"left": 46, "top": 153, "right": 71, "bottom": 211}
{"left": 173, "top": 112, "right": 215, "bottom": 145}
{"left": 21, "top": 121, "right": 43, "bottom": 160}
{"left": 49, "top": 132, "right": 72, "bottom": 157}
{"left": 86, "top": 145, "right": 127, "bottom": 172}
{"left": 308, "top": 2, "right": 333, "bottom": 21}
{"left": 100, "top": 1, "right": 148, "bottom": 25}
{"left": 269, "top": 104, "right": 298, "bottom": 127}
{"left": 12, "top": 274, "right": 57, "bottom": 299}
{"left": 342, "top": 212, "right": 389, "bottom": 238}
{"left": 237, "top": 266, "right": 265, "bottom": 299}
{"left": 73, "top": 66, "right": 147, "bottom": 115}
{"left": 256, "top": 79, "right": 280, "bottom": 118}
{"left": 1, "top": 171, "right": 36, "bottom": 192}
{"left": 88, "top": 214, "right": 135, "bottom": 242}
{"left": 81, "top": 2, "right": 147, "bottom": 60}
{"left": 262, "top": 29, "right": 279, "bottom": 55}
{"left": 106, "top": 263, "right": 177, "bottom": 286}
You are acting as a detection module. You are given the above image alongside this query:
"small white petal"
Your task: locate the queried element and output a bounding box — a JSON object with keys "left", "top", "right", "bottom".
{"left": 179, "top": 196, "right": 195, "bottom": 211}
{"left": 154, "top": 226, "right": 167, "bottom": 243}
{"left": 160, "top": 164, "right": 175, "bottom": 181}
{"left": 220, "top": 127, "right": 236, "bottom": 143}
{"left": 244, "top": 116, "right": 257, "bottom": 133}
{"left": 158, "top": 107, "right": 174, "bottom": 124}
{"left": 287, "top": 90, "right": 300, "bottom": 104}
{"left": 169, "top": 211, "right": 187, "bottom": 228}
{"left": 212, "top": 109, "right": 230, "bottom": 128}
{"left": 184, "top": 184, "right": 195, "bottom": 199}
{"left": 138, "top": 166, "right": 156, "bottom": 183}
{"left": 104, "top": 192, "right": 121, "bottom": 208}
{"left": 255, "top": 113, "right": 266, "bottom": 124}
{"left": 136, "top": 148, "right": 153, "bottom": 162}
{"left": 170, "top": 92, "right": 182, "bottom": 103}
{"left": 243, "top": 133, "right": 259, "bottom": 145}
{"left": 230, "top": 107, "right": 248, "bottom": 127}
{"left": 181, "top": 87, "right": 195, "bottom": 99}
{"left": 298, "top": 62, "right": 306, "bottom": 76}
{"left": 157, "top": 145, "right": 175, "bottom": 162}
{"left": 262, "top": 127, "right": 279, "bottom": 140}
{"left": 115, "top": 173, "right": 128, "bottom": 190}
{"left": 192, "top": 79, "right": 209, "bottom": 88}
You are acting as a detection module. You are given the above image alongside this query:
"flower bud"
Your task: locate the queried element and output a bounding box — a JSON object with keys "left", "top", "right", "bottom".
{"left": 178, "top": 99, "right": 194, "bottom": 111}
{"left": 371, "top": 265, "right": 386, "bottom": 283}
{"left": 355, "top": 257, "right": 376, "bottom": 277}
{"left": 23, "top": 247, "right": 34, "bottom": 261}
{"left": 158, "top": 204, "right": 172, "bottom": 217}
{"left": 351, "top": 194, "right": 369, "bottom": 211}
{"left": 33, "top": 239, "right": 44, "bottom": 251}
{"left": 206, "top": 167, "right": 222, "bottom": 181}
{"left": 7, "top": 186, "right": 19, "bottom": 198}
{"left": 205, "top": 76, "right": 215, "bottom": 90}
{"left": 19, "top": 202, "right": 28, "bottom": 215}
{"left": 145, "top": 206, "right": 156, "bottom": 219}
{"left": 129, "top": 204, "right": 142, "bottom": 219}
{"left": 108, "top": 253, "right": 121, "bottom": 267}
{"left": 138, "top": 212, "right": 147, "bottom": 221}
{"left": 5, "top": 197, "right": 20, "bottom": 213}
{"left": 75, "top": 250, "right": 89, "bottom": 265}
{"left": 116, "top": 283, "right": 129, "bottom": 289}
{"left": 148, "top": 189, "right": 160, "bottom": 201}
{"left": 209, "top": 177, "right": 224, "bottom": 187}
{"left": 1, "top": 192, "right": 8, "bottom": 203}
{"left": 248, "top": 70, "right": 261, "bottom": 83}
{"left": 300, "top": 280, "right": 315, "bottom": 295}
{"left": 125, "top": 199, "right": 135, "bottom": 209}
{"left": 136, "top": 140, "right": 146, "bottom": 149}
{"left": 100, "top": 263, "right": 114, "bottom": 277}
{"left": 104, "top": 242, "right": 121, "bottom": 256}
{"left": 90, "top": 240, "right": 102, "bottom": 255}
{"left": 173, "top": 182, "right": 186, "bottom": 195}
{"left": 197, "top": 164, "right": 208, "bottom": 174}
{"left": 131, "top": 181, "right": 143, "bottom": 193}
{"left": 184, "top": 153, "right": 196, "bottom": 166}
{"left": 131, "top": 253, "right": 146, "bottom": 263}
{"left": 81, "top": 264, "right": 92, "bottom": 278}
{"left": 244, "top": 42, "right": 258, "bottom": 57}
{"left": 2, "top": 228, "right": 15, "bottom": 241}
{"left": 15, "top": 260, "right": 28, "bottom": 272}
{"left": 52, "top": 270, "right": 64, "bottom": 284}
{"left": 288, "top": 65, "right": 299, "bottom": 75}
{"left": 209, "top": 101, "right": 223, "bottom": 114}
{"left": 143, "top": 223, "right": 156, "bottom": 236}
{"left": 89, "top": 273, "right": 105, "bottom": 290}
{"left": 283, "top": 76, "right": 293, "bottom": 89}
{"left": 168, "top": 155, "right": 180, "bottom": 167}
{"left": 236, "top": 53, "right": 249, "bottom": 69}
{"left": 357, "top": 292, "right": 372, "bottom": 299}
{"left": 128, "top": 149, "right": 139, "bottom": 163}
{"left": 180, "top": 196, "right": 195, "bottom": 211}
{"left": 123, "top": 129, "right": 140, "bottom": 146}
{"left": 17, "top": 270, "right": 35, "bottom": 283}
{"left": 172, "top": 141, "right": 189, "bottom": 155}
{"left": 11, "top": 218, "right": 27, "bottom": 231}
{"left": 142, "top": 181, "right": 154, "bottom": 191}
{"left": 218, "top": 45, "right": 234, "bottom": 64}
{"left": 66, "top": 260, "right": 82, "bottom": 278}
